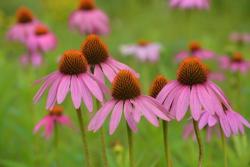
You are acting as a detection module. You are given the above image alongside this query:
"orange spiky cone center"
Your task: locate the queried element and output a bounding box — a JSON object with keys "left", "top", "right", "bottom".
{"left": 149, "top": 75, "right": 168, "bottom": 98}
{"left": 16, "top": 7, "right": 34, "bottom": 23}
{"left": 35, "top": 25, "right": 49, "bottom": 36}
{"left": 138, "top": 39, "right": 150, "bottom": 46}
{"left": 177, "top": 57, "right": 208, "bottom": 85}
{"left": 49, "top": 106, "right": 64, "bottom": 116}
{"left": 112, "top": 70, "right": 141, "bottom": 100}
{"left": 59, "top": 50, "right": 88, "bottom": 75}
{"left": 231, "top": 52, "right": 243, "bottom": 62}
{"left": 78, "top": 0, "right": 96, "bottom": 10}
{"left": 189, "top": 41, "right": 201, "bottom": 53}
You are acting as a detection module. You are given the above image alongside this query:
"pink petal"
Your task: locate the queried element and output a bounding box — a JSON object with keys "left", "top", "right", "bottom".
{"left": 109, "top": 101, "right": 123, "bottom": 134}
{"left": 156, "top": 81, "right": 179, "bottom": 104}
{"left": 57, "top": 76, "right": 71, "bottom": 104}
{"left": 46, "top": 76, "right": 62, "bottom": 110}
{"left": 124, "top": 100, "right": 138, "bottom": 132}
{"left": 70, "top": 76, "right": 82, "bottom": 109}
{"left": 190, "top": 86, "right": 201, "bottom": 120}
{"left": 80, "top": 79, "right": 93, "bottom": 112}
{"left": 176, "top": 87, "right": 190, "bottom": 121}
{"left": 33, "top": 116, "right": 50, "bottom": 133}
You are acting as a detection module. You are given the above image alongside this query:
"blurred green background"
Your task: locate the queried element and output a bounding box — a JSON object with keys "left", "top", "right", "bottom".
{"left": 0, "top": 0, "right": 250, "bottom": 166}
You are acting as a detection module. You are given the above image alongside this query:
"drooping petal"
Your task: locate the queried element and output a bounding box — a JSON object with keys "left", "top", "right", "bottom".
{"left": 156, "top": 81, "right": 179, "bottom": 104}
{"left": 190, "top": 86, "right": 201, "bottom": 120}
{"left": 46, "top": 76, "right": 62, "bottom": 110}
{"left": 176, "top": 87, "right": 190, "bottom": 121}
{"left": 109, "top": 101, "right": 123, "bottom": 134}
{"left": 124, "top": 100, "right": 138, "bottom": 132}
{"left": 57, "top": 76, "right": 71, "bottom": 104}
{"left": 70, "top": 76, "right": 82, "bottom": 109}
{"left": 33, "top": 116, "right": 50, "bottom": 133}
{"left": 79, "top": 79, "right": 93, "bottom": 112}
{"left": 88, "top": 100, "right": 116, "bottom": 131}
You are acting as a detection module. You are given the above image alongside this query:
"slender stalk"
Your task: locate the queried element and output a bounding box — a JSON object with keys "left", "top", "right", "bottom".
{"left": 100, "top": 127, "right": 108, "bottom": 167}
{"left": 219, "top": 126, "right": 228, "bottom": 167}
{"left": 76, "top": 107, "right": 91, "bottom": 167}
{"left": 54, "top": 122, "right": 59, "bottom": 167}
{"left": 126, "top": 123, "right": 134, "bottom": 167}
{"left": 162, "top": 121, "right": 172, "bottom": 167}
{"left": 193, "top": 120, "right": 204, "bottom": 167}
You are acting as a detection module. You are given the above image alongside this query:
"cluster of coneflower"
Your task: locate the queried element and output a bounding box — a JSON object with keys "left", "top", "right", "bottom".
{"left": 33, "top": 34, "right": 250, "bottom": 167}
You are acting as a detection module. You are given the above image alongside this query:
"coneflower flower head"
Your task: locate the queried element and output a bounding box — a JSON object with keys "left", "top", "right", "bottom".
{"left": 26, "top": 24, "right": 57, "bottom": 52}
{"left": 88, "top": 70, "right": 171, "bottom": 134}
{"left": 149, "top": 75, "right": 168, "bottom": 98}
{"left": 175, "top": 41, "right": 214, "bottom": 61}
{"left": 219, "top": 52, "right": 250, "bottom": 73}
{"left": 33, "top": 50, "right": 107, "bottom": 111}
{"left": 7, "top": 6, "right": 39, "bottom": 43}
{"left": 157, "top": 57, "right": 250, "bottom": 136}
{"left": 68, "top": 0, "right": 109, "bottom": 35}
{"left": 80, "top": 34, "right": 138, "bottom": 82}
{"left": 120, "top": 40, "right": 161, "bottom": 63}
{"left": 34, "top": 105, "right": 73, "bottom": 139}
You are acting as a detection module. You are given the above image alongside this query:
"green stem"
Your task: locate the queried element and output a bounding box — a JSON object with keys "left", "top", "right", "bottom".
{"left": 193, "top": 120, "right": 204, "bottom": 167}
{"left": 220, "top": 126, "right": 228, "bottom": 167}
{"left": 76, "top": 107, "right": 91, "bottom": 167}
{"left": 126, "top": 123, "right": 134, "bottom": 167}
{"left": 162, "top": 121, "right": 172, "bottom": 167}
{"left": 54, "top": 122, "right": 59, "bottom": 167}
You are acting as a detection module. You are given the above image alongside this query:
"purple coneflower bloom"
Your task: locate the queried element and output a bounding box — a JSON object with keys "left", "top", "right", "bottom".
{"left": 229, "top": 32, "right": 250, "bottom": 44}
{"left": 218, "top": 52, "right": 250, "bottom": 73}
{"left": 33, "top": 50, "right": 108, "bottom": 111}
{"left": 80, "top": 34, "right": 138, "bottom": 83}
{"left": 169, "top": 0, "right": 210, "bottom": 10}
{"left": 120, "top": 40, "right": 161, "bottom": 63}
{"left": 20, "top": 52, "right": 43, "bottom": 67}
{"left": 69, "top": 0, "right": 109, "bottom": 35}
{"left": 183, "top": 121, "right": 220, "bottom": 141}
{"left": 6, "top": 7, "right": 39, "bottom": 43}
{"left": 26, "top": 24, "right": 57, "bottom": 53}
{"left": 34, "top": 106, "right": 72, "bottom": 139}
{"left": 157, "top": 57, "right": 250, "bottom": 136}
{"left": 207, "top": 69, "right": 225, "bottom": 82}
{"left": 175, "top": 42, "right": 214, "bottom": 62}
{"left": 88, "top": 70, "right": 172, "bottom": 135}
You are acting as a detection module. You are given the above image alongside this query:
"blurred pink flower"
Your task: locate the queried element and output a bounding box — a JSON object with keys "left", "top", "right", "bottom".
{"left": 183, "top": 121, "right": 220, "bottom": 142}
{"left": 229, "top": 32, "right": 250, "bottom": 44}
{"left": 34, "top": 106, "right": 72, "bottom": 139}
{"left": 20, "top": 52, "right": 43, "bottom": 67}
{"left": 175, "top": 41, "right": 214, "bottom": 61}
{"left": 88, "top": 70, "right": 171, "bottom": 135}
{"left": 69, "top": 0, "right": 109, "bottom": 35}
{"left": 120, "top": 40, "right": 161, "bottom": 63}
{"left": 33, "top": 50, "right": 108, "bottom": 111}
{"left": 218, "top": 52, "right": 250, "bottom": 73}
{"left": 6, "top": 7, "right": 39, "bottom": 43}
{"left": 208, "top": 71, "right": 225, "bottom": 82}
{"left": 80, "top": 34, "right": 138, "bottom": 83}
{"left": 169, "top": 0, "right": 210, "bottom": 10}
{"left": 26, "top": 24, "right": 57, "bottom": 53}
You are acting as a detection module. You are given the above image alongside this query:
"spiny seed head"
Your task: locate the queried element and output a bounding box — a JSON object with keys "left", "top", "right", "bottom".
{"left": 112, "top": 70, "right": 141, "bottom": 100}
{"left": 138, "top": 39, "right": 150, "bottom": 46}
{"left": 34, "top": 25, "right": 48, "bottom": 36}
{"left": 80, "top": 34, "right": 109, "bottom": 65}
{"left": 177, "top": 57, "right": 208, "bottom": 85}
{"left": 78, "top": 0, "right": 96, "bottom": 10}
{"left": 149, "top": 75, "right": 168, "bottom": 98}
{"left": 49, "top": 105, "right": 63, "bottom": 116}
{"left": 189, "top": 41, "right": 201, "bottom": 53}
{"left": 16, "top": 6, "right": 34, "bottom": 23}
{"left": 59, "top": 50, "right": 88, "bottom": 75}
{"left": 231, "top": 52, "right": 243, "bottom": 62}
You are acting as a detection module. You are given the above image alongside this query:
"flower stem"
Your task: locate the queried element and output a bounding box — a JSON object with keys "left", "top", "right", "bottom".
{"left": 76, "top": 107, "right": 91, "bottom": 167}
{"left": 96, "top": 100, "right": 109, "bottom": 167}
{"left": 162, "top": 121, "right": 172, "bottom": 167}
{"left": 126, "top": 123, "right": 134, "bottom": 167}
{"left": 54, "top": 122, "right": 59, "bottom": 167}
{"left": 193, "top": 119, "right": 204, "bottom": 167}
{"left": 220, "top": 126, "right": 228, "bottom": 167}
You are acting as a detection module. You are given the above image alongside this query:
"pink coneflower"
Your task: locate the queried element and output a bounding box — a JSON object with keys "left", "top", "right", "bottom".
{"left": 6, "top": 6, "right": 39, "bottom": 43}
{"left": 169, "top": 0, "right": 210, "bottom": 10}
{"left": 33, "top": 50, "right": 107, "bottom": 111}
{"left": 218, "top": 52, "right": 250, "bottom": 73}
{"left": 229, "top": 32, "right": 250, "bottom": 44}
{"left": 20, "top": 52, "right": 43, "bottom": 67}
{"left": 88, "top": 70, "right": 171, "bottom": 135}
{"left": 183, "top": 121, "right": 220, "bottom": 142}
{"left": 69, "top": 0, "right": 109, "bottom": 35}
{"left": 175, "top": 42, "right": 214, "bottom": 61}
{"left": 26, "top": 24, "right": 57, "bottom": 53}
{"left": 80, "top": 34, "right": 138, "bottom": 83}
{"left": 120, "top": 40, "right": 161, "bottom": 63}
{"left": 207, "top": 69, "right": 225, "bottom": 82}
{"left": 34, "top": 106, "right": 72, "bottom": 139}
